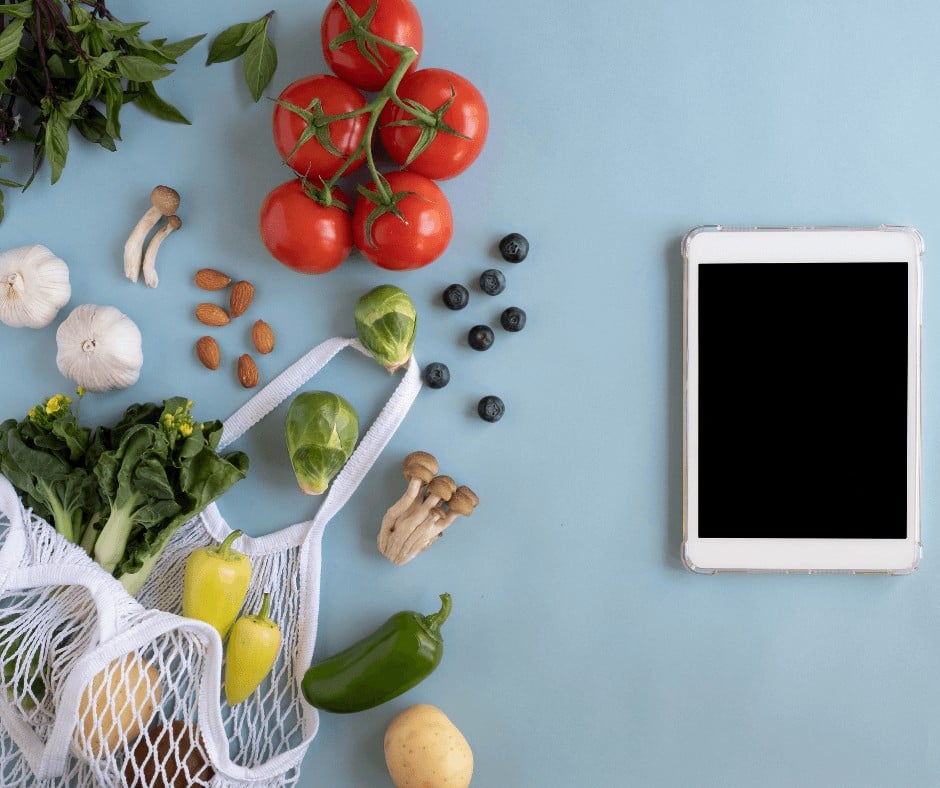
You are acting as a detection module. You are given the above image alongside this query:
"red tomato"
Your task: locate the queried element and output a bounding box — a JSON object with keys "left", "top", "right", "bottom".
{"left": 259, "top": 180, "right": 353, "bottom": 274}
{"left": 272, "top": 74, "right": 368, "bottom": 180}
{"left": 321, "top": 0, "right": 422, "bottom": 92}
{"left": 352, "top": 171, "right": 453, "bottom": 270}
{"left": 379, "top": 68, "right": 488, "bottom": 180}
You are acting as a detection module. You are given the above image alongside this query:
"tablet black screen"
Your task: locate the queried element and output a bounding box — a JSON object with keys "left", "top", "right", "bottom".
{"left": 697, "top": 262, "right": 909, "bottom": 539}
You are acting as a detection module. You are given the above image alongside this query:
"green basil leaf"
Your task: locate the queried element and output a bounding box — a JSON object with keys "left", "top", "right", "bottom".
{"left": 242, "top": 24, "right": 277, "bottom": 103}
{"left": 74, "top": 106, "right": 116, "bottom": 151}
{"left": 115, "top": 55, "right": 173, "bottom": 82}
{"left": 45, "top": 54, "right": 73, "bottom": 80}
{"left": 238, "top": 18, "right": 268, "bottom": 46}
{"left": 0, "top": 1, "right": 33, "bottom": 20}
{"left": 102, "top": 78, "right": 123, "bottom": 138}
{"left": 0, "top": 56, "right": 16, "bottom": 93}
{"left": 133, "top": 82, "right": 191, "bottom": 125}
{"left": 205, "top": 22, "right": 251, "bottom": 65}
{"left": 158, "top": 34, "right": 206, "bottom": 62}
{"left": 0, "top": 18, "right": 24, "bottom": 61}
{"left": 89, "top": 51, "right": 119, "bottom": 71}
{"left": 43, "top": 110, "right": 70, "bottom": 185}
{"left": 98, "top": 20, "right": 148, "bottom": 39}
{"left": 58, "top": 95, "right": 85, "bottom": 120}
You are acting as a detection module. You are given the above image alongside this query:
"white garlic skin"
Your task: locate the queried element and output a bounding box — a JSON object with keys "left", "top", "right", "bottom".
{"left": 0, "top": 245, "right": 72, "bottom": 328}
{"left": 55, "top": 304, "right": 143, "bottom": 392}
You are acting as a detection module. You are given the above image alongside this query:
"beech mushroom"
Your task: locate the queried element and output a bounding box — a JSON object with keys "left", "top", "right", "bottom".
{"left": 141, "top": 215, "right": 182, "bottom": 288}
{"left": 379, "top": 451, "right": 439, "bottom": 551}
{"left": 378, "top": 453, "right": 478, "bottom": 566}
{"left": 124, "top": 186, "right": 180, "bottom": 282}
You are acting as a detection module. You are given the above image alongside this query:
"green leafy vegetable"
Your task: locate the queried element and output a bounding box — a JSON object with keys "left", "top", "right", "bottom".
{"left": 0, "top": 0, "right": 204, "bottom": 219}
{"left": 1, "top": 626, "right": 46, "bottom": 711}
{"left": 355, "top": 285, "right": 418, "bottom": 372}
{"left": 91, "top": 397, "right": 248, "bottom": 595}
{"left": 285, "top": 391, "right": 359, "bottom": 496}
{"left": 206, "top": 11, "right": 278, "bottom": 102}
{"left": 0, "top": 394, "right": 247, "bottom": 597}
{"left": 0, "top": 394, "right": 103, "bottom": 545}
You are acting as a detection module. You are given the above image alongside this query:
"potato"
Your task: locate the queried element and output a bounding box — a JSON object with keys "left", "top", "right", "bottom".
{"left": 75, "top": 653, "right": 162, "bottom": 757}
{"left": 384, "top": 704, "right": 473, "bottom": 787}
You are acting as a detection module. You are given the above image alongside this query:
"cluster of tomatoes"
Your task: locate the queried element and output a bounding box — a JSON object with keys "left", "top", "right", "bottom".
{"left": 258, "top": 0, "right": 489, "bottom": 274}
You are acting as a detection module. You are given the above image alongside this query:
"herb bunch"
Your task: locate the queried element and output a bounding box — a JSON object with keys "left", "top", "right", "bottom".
{"left": 0, "top": 0, "right": 204, "bottom": 221}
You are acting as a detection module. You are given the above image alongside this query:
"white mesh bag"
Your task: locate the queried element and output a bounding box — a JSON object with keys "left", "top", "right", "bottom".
{"left": 0, "top": 336, "right": 421, "bottom": 786}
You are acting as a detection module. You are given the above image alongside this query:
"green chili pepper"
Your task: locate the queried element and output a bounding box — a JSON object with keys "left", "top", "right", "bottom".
{"left": 301, "top": 593, "right": 452, "bottom": 714}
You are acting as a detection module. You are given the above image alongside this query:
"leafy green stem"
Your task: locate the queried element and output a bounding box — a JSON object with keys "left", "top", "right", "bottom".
{"left": 33, "top": 2, "right": 53, "bottom": 97}
{"left": 49, "top": 0, "right": 90, "bottom": 62}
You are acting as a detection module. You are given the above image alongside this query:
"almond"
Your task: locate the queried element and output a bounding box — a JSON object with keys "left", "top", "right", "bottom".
{"left": 195, "top": 303, "right": 230, "bottom": 326}
{"left": 195, "top": 336, "right": 220, "bottom": 370}
{"left": 237, "top": 354, "right": 259, "bottom": 388}
{"left": 252, "top": 319, "right": 275, "bottom": 354}
{"left": 230, "top": 281, "right": 254, "bottom": 318}
{"left": 194, "top": 268, "right": 232, "bottom": 290}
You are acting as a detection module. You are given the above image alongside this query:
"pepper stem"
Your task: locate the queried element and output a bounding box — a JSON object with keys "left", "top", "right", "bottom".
{"left": 257, "top": 592, "right": 272, "bottom": 621}
{"left": 215, "top": 529, "right": 243, "bottom": 559}
{"left": 423, "top": 592, "right": 452, "bottom": 634}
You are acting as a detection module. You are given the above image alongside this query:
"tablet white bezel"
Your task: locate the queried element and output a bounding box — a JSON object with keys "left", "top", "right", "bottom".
{"left": 682, "top": 226, "right": 923, "bottom": 574}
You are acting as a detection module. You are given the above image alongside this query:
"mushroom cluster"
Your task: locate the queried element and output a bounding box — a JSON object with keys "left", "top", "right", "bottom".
{"left": 378, "top": 451, "right": 479, "bottom": 566}
{"left": 124, "top": 185, "right": 182, "bottom": 288}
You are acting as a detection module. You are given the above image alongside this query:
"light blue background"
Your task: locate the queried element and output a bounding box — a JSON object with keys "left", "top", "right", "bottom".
{"left": 2, "top": 0, "right": 939, "bottom": 785}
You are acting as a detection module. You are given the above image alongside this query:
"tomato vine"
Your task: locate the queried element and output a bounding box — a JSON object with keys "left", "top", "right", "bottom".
{"left": 278, "top": 0, "right": 450, "bottom": 239}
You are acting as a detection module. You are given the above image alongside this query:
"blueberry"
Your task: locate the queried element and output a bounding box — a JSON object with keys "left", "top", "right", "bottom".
{"left": 468, "top": 324, "right": 494, "bottom": 351}
{"left": 500, "top": 306, "right": 526, "bottom": 332}
{"left": 478, "top": 395, "right": 505, "bottom": 422}
{"left": 498, "top": 233, "right": 529, "bottom": 263}
{"left": 442, "top": 284, "right": 470, "bottom": 310}
{"left": 479, "top": 269, "right": 506, "bottom": 296}
{"left": 423, "top": 362, "right": 450, "bottom": 389}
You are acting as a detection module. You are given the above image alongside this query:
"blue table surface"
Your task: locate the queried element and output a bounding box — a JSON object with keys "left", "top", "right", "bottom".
{"left": 3, "top": 0, "right": 940, "bottom": 785}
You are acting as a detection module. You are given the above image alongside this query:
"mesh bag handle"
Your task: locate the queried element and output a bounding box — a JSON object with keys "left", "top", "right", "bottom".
{"left": 0, "top": 336, "right": 423, "bottom": 784}
{"left": 209, "top": 336, "right": 422, "bottom": 546}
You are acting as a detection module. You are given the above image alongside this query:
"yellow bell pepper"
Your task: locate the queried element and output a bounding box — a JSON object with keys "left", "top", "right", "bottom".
{"left": 182, "top": 529, "right": 251, "bottom": 640}
{"left": 225, "top": 593, "right": 281, "bottom": 705}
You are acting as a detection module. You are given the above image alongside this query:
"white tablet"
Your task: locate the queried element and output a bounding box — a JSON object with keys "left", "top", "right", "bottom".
{"left": 682, "top": 226, "right": 923, "bottom": 574}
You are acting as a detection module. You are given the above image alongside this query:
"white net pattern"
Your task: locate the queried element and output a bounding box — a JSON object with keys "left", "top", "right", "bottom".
{"left": 0, "top": 338, "right": 422, "bottom": 787}
{"left": 0, "top": 491, "right": 320, "bottom": 787}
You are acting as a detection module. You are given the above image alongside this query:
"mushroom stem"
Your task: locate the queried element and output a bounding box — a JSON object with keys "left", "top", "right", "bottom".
{"left": 123, "top": 185, "right": 180, "bottom": 283}
{"left": 377, "top": 464, "right": 476, "bottom": 566}
{"left": 141, "top": 215, "right": 182, "bottom": 288}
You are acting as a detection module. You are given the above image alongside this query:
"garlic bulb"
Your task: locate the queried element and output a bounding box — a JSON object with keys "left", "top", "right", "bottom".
{"left": 56, "top": 305, "right": 143, "bottom": 392}
{"left": 0, "top": 245, "right": 71, "bottom": 328}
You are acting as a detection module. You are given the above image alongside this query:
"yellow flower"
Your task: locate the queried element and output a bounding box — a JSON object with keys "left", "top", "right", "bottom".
{"left": 45, "top": 394, "right": 71, "bottom": 415}
{"left": 179, "top": 423, "right": 194, "bottom": 437}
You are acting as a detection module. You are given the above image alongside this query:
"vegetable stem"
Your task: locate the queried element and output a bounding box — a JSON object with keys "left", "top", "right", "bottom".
{"left": 258, "top": 592, "right": 272, "bottom": 620}
{"left": 422, "top": 592, "right": 451, "bottom": 634}
{"left": 216, "top": 528, "right": 243, "bottom": 559}
{"left": 93, "top": 496, "right": 142, "bottom": 573}
{"left": 318, "top": 34, "right": 420, "bottom": 200}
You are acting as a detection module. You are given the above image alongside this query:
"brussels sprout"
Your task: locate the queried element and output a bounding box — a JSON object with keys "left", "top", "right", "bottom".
{"left": 355, "top": 285, "right": 417, "bottom": 372}
{"left": 286, "top": 391, "right": 359, "bottom": 495}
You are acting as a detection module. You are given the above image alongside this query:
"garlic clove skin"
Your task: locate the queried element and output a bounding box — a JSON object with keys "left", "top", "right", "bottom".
{"left": 56, "top": 304, "right": 144, "bottom": 392}
{"left": 0, "top": 245, "right": 71, "bottom": 329}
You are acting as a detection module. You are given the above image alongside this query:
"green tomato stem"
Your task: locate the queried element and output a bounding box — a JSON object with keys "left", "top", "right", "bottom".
{"left": 320, "top": 31, "right": 420, "bottom": 203}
